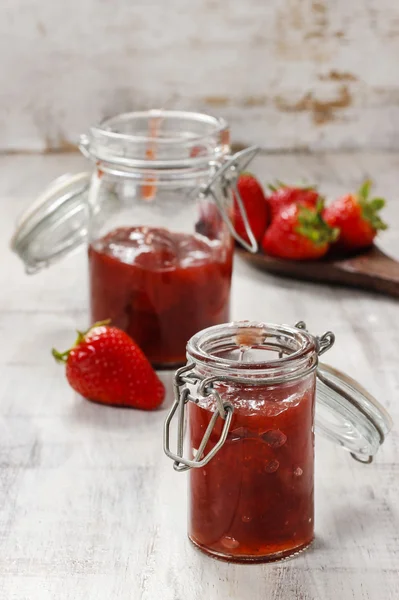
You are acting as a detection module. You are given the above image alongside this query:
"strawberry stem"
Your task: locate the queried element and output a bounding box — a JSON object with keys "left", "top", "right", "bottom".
{"left": 51, "top": 319, "right": 112, "bottom": 364}
{"left": 51, "top": 348, "right": 70, "bottom": 363}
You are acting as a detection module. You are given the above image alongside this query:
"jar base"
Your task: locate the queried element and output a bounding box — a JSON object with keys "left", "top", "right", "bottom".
{"left": 188, "top": 535, "right": 314, "bottom": 564}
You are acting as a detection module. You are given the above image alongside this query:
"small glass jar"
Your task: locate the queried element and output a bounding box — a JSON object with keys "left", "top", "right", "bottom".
{"left": 164, "top": 321, "right": 392, "bottom": 563}
{"left": 10, "top": 110, "right": 257, "bottom": 368}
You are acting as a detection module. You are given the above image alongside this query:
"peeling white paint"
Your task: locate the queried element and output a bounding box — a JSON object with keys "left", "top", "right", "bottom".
{"left": 1, "top": 0, "right": 399, "bottom": 152}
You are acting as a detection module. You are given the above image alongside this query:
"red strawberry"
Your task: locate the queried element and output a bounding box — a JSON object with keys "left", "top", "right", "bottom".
{"left": 52, "top": 322, "right": 165, "bottom": 409}
{"left": 266, "top": 182, "right": 319, "bottom": 221}
{"left": 233, "top": 173, "right": 269, "bottom": 245}
{"left": 261, "top": 200, "right": 339, "bottom": 260}
{"left": 324, "top": 180, "right": 387, "bottom": 251}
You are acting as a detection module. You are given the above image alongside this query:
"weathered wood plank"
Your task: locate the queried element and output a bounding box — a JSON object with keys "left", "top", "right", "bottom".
{"left": 0, "top": 153, "right": 398, "bottom": 599}
{"left": 1, "top": 1, "right": 399, "bottom": 152}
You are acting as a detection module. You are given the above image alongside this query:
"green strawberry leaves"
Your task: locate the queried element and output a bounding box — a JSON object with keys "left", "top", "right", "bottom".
{"left": 357, "top": 180, "right": 388, "bottom": 231}
{"left": 370, "top": 198, "right": 385, "bottom": 211}
{"left": 296, "top": 200, "right": 339, "bottom": 246}
{"left": 357, "top": 180, "right": 372, "bottom": 203}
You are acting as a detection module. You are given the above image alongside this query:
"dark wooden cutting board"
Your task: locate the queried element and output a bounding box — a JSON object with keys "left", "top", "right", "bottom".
{"left": 237, "top": 245, "right": 399, "bottom": 298}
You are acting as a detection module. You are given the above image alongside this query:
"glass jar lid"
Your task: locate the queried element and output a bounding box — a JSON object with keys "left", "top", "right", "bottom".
{"left": 316, "top": 363, "right": 392, "bottom": 463}
{"left": 164, "top": 321, "right": 392, "bottom": 470}
{"left": 10, "top": 172, "right": 91, "bottom": 273}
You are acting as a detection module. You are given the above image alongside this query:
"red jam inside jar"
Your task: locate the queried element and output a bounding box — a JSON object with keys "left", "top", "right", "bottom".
{"left": 185, "top": 324, "right": 317, "bottom": 562}
{"left": 89, "top": 226, "right": 233, "bottom": 367}
{"left": 188, "top": 378, "right": 315, "bottom": 562}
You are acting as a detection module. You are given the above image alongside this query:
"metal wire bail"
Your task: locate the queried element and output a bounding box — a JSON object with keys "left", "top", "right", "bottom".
{"left": 199, "top": 146, "right": 260, "bottom": 253}
{"left": 317, "top": 331, "right": 335, "bottom": 356}
{"left": 78, "top": 134, "right": 91, "bottom": 159}
{"left": 163, "top": 364, "right": 234, "bottom": 472}
{"left": 294, "top": 321, "right": 335, "bottom": 357}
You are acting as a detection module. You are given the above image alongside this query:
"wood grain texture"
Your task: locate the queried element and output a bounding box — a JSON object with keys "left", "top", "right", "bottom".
{"left": 237, "top": 245, "right": 399, "bottom": 298}
{"left": 1, "top": 0, "right": 399, "bottom": 152}
{"left": 0, "top": 152, "right": 398, "bottom": 599}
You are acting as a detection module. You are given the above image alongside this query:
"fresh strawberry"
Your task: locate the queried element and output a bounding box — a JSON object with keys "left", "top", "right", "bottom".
{"left": 324, "top": 180, "right": 387, "bottom": 251}
{"left": 52, "top": 322, "right": 165, "bottom": 409}
{"left": 233, "top": 173, "right": 269, "bottom": 245}
{"left": 266, "top": 182, "right": 319, "bottom": 220}
{"left": 261, "top": 200, "right": 339, "bottom": 260}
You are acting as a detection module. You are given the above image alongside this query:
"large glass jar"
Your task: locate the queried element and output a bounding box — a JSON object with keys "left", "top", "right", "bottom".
{"left": 10, "top": 111, "right": 258, "bottom": 368}
{"left": 164, "top": 321, "right": 392, "bottom": 563}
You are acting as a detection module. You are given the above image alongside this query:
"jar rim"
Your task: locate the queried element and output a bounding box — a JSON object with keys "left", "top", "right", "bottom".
{"left": 80, "top": 109, "right": 230, "bottom": 171}
{"left": 186, "top": 321, "right": 318, "bottom": 381}
{"left": 92, "top": 110, "right": 228, "bottom": 144}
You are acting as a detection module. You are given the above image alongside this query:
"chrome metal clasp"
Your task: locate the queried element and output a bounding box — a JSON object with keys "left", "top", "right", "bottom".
{"left": 199, "top": 146, "right": 260, "bottom": 254}
{"left": 78, "top": 134, "right": 91, "bottom": 159}
{"left": 316, "top": 331, "right": 335, "bottom": 356}
{"left": 294, "top": 321, "right": 335, "bottom": 356}
{"left": 163, "top": 364, "right": 234, "bottom": 472}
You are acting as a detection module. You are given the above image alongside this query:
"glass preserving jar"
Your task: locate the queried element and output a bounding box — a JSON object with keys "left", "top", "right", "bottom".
{"left": 164, "top": 321, "right": 392, "bottom": 563}
{"left": 10, "top": 110, "right": 258, "bottom": 368}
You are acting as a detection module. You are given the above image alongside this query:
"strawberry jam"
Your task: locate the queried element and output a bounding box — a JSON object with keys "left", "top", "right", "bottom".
{"left": 188, "top": 374, "right": 315, "bottom": 562}
{"left": 89, "top": 227, "right": 233, "bottom": 367}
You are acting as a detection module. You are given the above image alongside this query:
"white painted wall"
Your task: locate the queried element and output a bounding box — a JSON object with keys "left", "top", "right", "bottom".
{"left": 2, "top": 0, "right": 399, "bottom": 152}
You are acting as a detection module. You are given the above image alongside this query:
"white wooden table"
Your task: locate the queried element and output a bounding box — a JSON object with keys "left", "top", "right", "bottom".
{"left": 1, "top": 153, "right": 398, "bottom": 600}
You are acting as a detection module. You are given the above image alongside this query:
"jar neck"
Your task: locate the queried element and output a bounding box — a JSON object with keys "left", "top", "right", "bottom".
{"left": 79, "top": 109, "right": 230, "bottom": 176}
{"left": 186, "top": 321, "right": 318, "bottom": 385}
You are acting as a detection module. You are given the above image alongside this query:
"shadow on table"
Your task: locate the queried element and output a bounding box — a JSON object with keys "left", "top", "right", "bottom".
{"left": 65, "top": 374, "right": 174, "bottom": 433}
